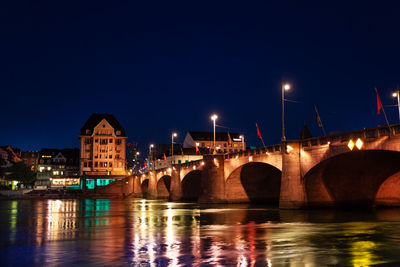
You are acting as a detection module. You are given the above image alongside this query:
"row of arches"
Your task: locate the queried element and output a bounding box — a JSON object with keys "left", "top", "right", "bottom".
{"left": 140, "top": 150, "right": 400, "bottom": 207}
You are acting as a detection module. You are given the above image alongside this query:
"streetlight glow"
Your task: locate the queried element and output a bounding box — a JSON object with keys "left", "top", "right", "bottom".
{"left": 393, "top": 89, "right": 400, "bottom": 123}
{"left": 211, "top": 114, "right": 218, "bottom": 154}
{"left": 282, "top": 82, "right": 291, "bottom": 142}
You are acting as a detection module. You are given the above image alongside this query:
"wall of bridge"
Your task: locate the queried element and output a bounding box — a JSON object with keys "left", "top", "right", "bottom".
{"left": 121, "top": 125, "right": 400, "bottom": 208}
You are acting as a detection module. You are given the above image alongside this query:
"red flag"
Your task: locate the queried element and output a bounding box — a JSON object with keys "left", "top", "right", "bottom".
{"left": 144, "top": 162, "right": 147, "bottom": 168}
{"left": 163, "top": 153, "right": 167, "bottom": 161}
{"left": 195, "top": 143, "right": 199, "bottom": 153}
{"left": 256, "top": 123, "right": 263, "bottom": 140}
{"left": 376, "top": 89, "right": 383, "bottom": 115}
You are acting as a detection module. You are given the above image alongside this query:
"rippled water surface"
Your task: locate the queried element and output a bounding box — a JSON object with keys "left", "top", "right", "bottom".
{"left": 1, "top": 199, "right": 400, "bottom": 266}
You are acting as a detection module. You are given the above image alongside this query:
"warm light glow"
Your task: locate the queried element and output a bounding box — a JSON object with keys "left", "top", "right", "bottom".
{"left": 196, "top": 142, "right": 200, "bottom": 146}
{"left": 136, "top": 152, "right": 140, "bottom": 155}
{"left": 286, "top": 145, "right": 294, "bottom": 152}
{"left": 168, "top": 168, "right": 172, "bottom": 172}
{"left": 235, "top": 155, "right": 239, "bottom": 159}
{"left": 283, "top": 83, "right": 290, "bottom": 90}
{"left": 201, "top": 161, "right": 205, "bottom": 166}
{"left": 248, "top": 156, "right": 253, "bottom": 162}
{"left": 355, "top": 138, "right": 364, "bottom": 150}
{"left": 348, "top": 140, "right": 355, "bottom": 151}
{"left": 150, "top": 144, "right": 154, "bottom": 148}
{"left": 211, "top": 114, "right": 218, "bottom": 121}
{"left": 193, "top": 165, "right": 196, "bottom": 170}
{"left": 393, "top": 92, "right": 398, "bottom": 97}
{"left": 239, "top": 135, "right": 244, "bottom": 139}
{"left": 172, "top": 133, "right": 177, "bottom": 137}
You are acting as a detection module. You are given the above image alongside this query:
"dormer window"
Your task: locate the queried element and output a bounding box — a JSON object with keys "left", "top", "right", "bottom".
{"left": 86, "top": 129, "right": 91, "bottom": 134}
{"left": 116, "top": 130, "right": 121, "bottom": 135}
{"left": 102, "top": 124, "right": 105, "bottom": 128}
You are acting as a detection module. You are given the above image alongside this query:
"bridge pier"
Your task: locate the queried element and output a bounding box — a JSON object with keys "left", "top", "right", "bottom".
{"left": 169, "top": 166, "right": 182, "bottom": 201}
{"left": 147, "top": 171, "right": 158, "bottom": 199}
{"left": 199, "top": 155, "right": 226, "bottom": 203}
{"left": 133, "top": 176, "right": 142, "bottom": 197}
{"left": 279, "top": 141, "right": 307, "bottom": 209}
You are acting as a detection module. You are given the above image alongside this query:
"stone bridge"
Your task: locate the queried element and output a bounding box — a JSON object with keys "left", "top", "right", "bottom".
{"left": 107, "top": 124, "right": 400, "bottom": 208}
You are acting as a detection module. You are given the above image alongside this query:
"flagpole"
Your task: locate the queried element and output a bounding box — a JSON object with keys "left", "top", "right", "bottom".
{"left": 375, "top": 88, "right": 391, "bottom": 129}
{"left": 314, "top": 105, "right": 327, "bottom": 136}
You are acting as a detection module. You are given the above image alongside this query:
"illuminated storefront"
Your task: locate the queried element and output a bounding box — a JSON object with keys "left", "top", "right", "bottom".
{"left": 51, "top": 178, "right": 80, "bottom": 189}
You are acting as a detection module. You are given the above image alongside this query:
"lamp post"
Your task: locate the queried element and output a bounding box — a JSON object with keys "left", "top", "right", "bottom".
{"left": 393, "top": 90, "right": 400, "bottom": 123}
{"left": 149, "top": 144, "right": 154, "bottom": 170}
{"left": 240, "top": 135, "right": 245, "bottom": 151}
{"left": 281, "top": 83, "right": 290, "bottom": 141}
{"left": 171, "top": 133, "right": 177, "bottom": 162}
{"left": 211, "top": 114, "right": 218, "bottom": 154}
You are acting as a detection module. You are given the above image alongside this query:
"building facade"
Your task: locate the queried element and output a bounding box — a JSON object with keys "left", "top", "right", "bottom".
{"left": 36, "top": 148, "right": 80, "bottom": 188}
{"left": 183, "top": 131, "right": 246, "bottom": 154}
{"left": 22, "top": 151, "right": 40, "bottom": 172}
{"left": 79, "top": 114, "right": 128, "bottom": 189}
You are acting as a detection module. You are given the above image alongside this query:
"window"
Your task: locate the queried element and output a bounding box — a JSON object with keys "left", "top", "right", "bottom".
{"left": 99, "top": 162, "right": 104, "bottom": 167}
{"left": 109, "top": 162, "right": 112, "bottom": 167}
{"left": 224, "top": 143, "right": 227, "bottom": 147}
{"left": 116, "top": 130, "right": 121, "bottom": 135}
{"left": 109, "top": 139, "right": 113, "bottom": 143}
{"left": 104, "top": 162, "right": 107, "bottom": 167}
{"left": 95, "top": 139, "right": 98, "bottom": 143}
{"left": 95, "top": 155, "right": 98, "bottom": 159}
{"left": 84, "top": 162, "right": 87, "bottom": 167}
{"left": 178, "top": 160, "right": 181, "bottom": 164}
{"left": 116, "top": 139, "right": 121, "bottom": 145}
{"left": 95, "top": 162, "right": 98, "bottom": 167}
{"left": 109, "top": 155, "right": 112, "bottom": 159}
{"left": 115, "top": 154, "right": 120, "bottom": 159}
{"left": 89, "top": 162, "right": 93, "bottom": 167}
{"left": 86, "top": 129, "right": 91, "bottom": 134}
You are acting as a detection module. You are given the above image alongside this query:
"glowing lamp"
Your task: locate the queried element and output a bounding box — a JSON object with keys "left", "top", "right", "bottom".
{"left": 248, "top": 156, "right": 253, "bottom": 162}
{"left": 348, "top": 140, "right": 355, "bottom": 151}
{"left": 355, "top": 138, "right": 363, "bottom": 150}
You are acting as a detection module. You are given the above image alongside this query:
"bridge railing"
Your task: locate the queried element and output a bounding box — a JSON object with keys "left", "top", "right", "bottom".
{"left": 224, "top": 144, "right": 281, "bottom": 160}
{"left": 301, "top": 123, "right": 400, "bottom": 148}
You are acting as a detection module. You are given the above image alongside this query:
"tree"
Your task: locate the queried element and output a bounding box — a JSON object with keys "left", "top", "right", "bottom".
{"left": 5, "top": 162, "right": 36, "bottom": 185}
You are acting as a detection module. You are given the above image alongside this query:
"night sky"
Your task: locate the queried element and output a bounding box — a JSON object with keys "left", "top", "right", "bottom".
{"left": 2, "top": 2, "right": 400, "bottom": 153}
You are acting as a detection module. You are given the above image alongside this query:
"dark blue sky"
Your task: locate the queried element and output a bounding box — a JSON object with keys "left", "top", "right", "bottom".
{"left": 2, "top": 1, "right": 400, "bottom": 152}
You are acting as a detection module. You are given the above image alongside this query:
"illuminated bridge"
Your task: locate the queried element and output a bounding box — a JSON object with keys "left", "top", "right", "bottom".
{"left": 98, "top": 124, "right": 400, "bottom": 208}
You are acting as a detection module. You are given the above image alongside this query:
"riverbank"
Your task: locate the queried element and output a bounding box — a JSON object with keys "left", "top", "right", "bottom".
{"left": 0, "top": 189, "right": 124, "bottom": 200}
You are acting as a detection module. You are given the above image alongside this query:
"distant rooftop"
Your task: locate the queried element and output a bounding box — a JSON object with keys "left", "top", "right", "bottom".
{"left": 80, "top": 113, "right": 126, "bottom": 137}
{"left": 188, "top": 131, "right": 242, "bottom": 142}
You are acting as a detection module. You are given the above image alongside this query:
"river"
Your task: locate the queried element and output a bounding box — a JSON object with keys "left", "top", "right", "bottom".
{"left": 1, "top": 198, "right": 400, "bottom": 266}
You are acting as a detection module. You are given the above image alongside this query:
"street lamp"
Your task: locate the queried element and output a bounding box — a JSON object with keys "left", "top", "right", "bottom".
{"left": 171, "top": 132, "right": 177, "bottom": 161}
{"left": 211, "top": 114, "right": 218, "bottom": 154}
{"left": 149, "top": 144, "right": 154, "bottom": 170}
{"left": 240, "top": 135, "right": 245, "bottom": 151}
{"left": 393, "top": 90, "right": 400, "bottom": 123}
{"left": 282, "top": 83, "right": 290, "bottom": 141}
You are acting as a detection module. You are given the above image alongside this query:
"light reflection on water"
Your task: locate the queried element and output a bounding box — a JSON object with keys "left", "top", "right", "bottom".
{"left": 1, "top": 199, "right": 400, "bottom": 266}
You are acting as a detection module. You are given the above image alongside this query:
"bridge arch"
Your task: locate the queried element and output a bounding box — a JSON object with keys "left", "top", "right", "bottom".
{"left": 304, "top": 150, "right": 400, "bottom": 207}
{"left": 157, "top": 175, "right": 171, "bottom": 198}
{"left": 181, "top": 170, "right": 202, "bottom": 201}
{"left": 225, "top": 162, "right": 281, "bottom": 204}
